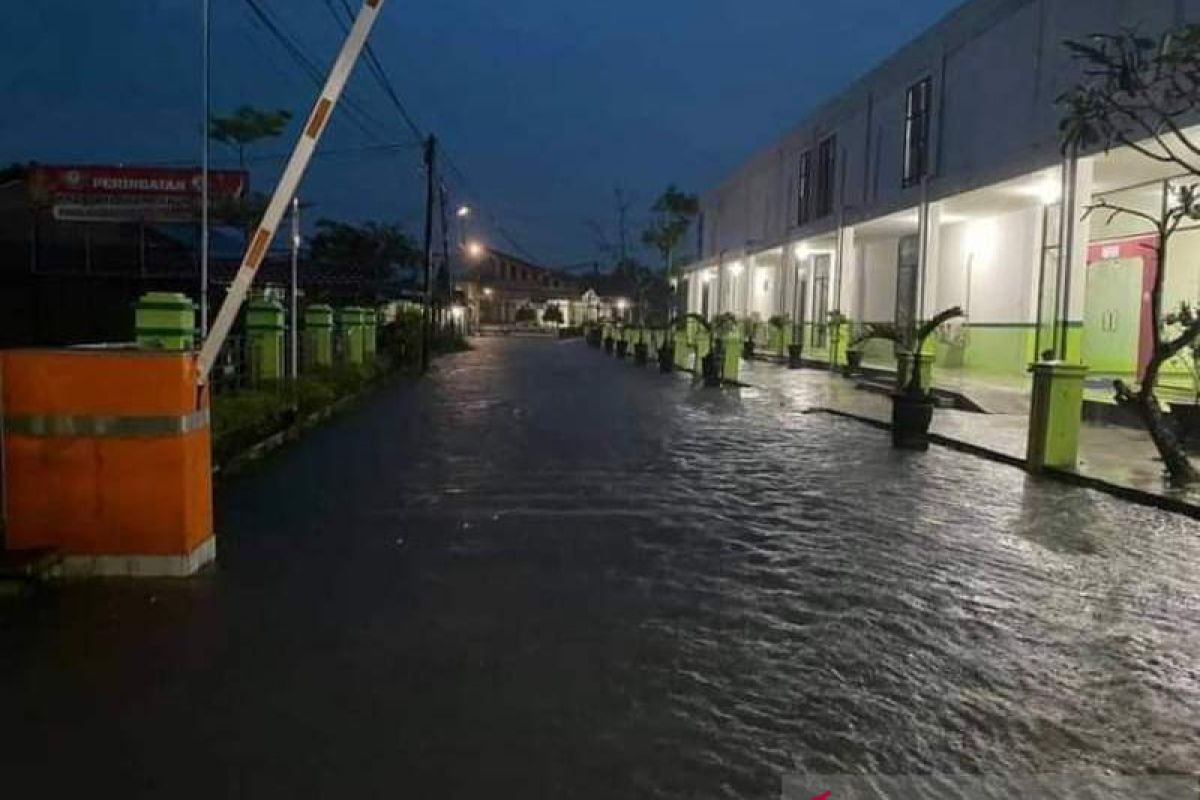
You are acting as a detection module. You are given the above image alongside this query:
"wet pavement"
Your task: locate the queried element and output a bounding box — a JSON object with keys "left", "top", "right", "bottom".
{"left": 740, "top": 359, "right": 1200, "bottom": 508}
{"left": 2, "top": 336, "right": 1199, "bottom": 798}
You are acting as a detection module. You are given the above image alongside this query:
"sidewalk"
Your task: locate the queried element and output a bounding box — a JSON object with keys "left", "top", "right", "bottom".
{"left": 738, "top": 359, "right": 1200, "bottom": 513}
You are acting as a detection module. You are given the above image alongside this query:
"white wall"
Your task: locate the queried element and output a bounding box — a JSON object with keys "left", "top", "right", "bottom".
{"left": 936, "top": 205, "right": 1042, "bottom": 324}
{"left": 859, "top": 238, "right": 900, "bottom": 322}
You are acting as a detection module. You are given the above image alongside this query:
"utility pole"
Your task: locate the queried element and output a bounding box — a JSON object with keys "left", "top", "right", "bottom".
{"left": 289, "top": 196, "right": 300, "bottom": 377}
{"left": 200, "top": 0, "right": 211, "bottom": 338}
{"left": 421, "top": 134, "right": 437, "bottom": 373}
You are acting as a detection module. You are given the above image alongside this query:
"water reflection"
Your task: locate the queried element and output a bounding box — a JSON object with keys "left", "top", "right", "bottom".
{"left": 2, "top": 337, "right": 1197, "bottom": 798}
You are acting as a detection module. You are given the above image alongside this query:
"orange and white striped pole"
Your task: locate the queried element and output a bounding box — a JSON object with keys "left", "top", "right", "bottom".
{"left": 196, "top": 0, "right": 385, "bottom": 384}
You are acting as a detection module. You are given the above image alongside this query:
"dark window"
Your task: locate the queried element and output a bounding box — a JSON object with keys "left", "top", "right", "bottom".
{"left": 796, "top": 151, "right": 813, "bottom": 226}
{"left": 815, "top": 136, "right": 837, "bottom": 218}
{"left": 903, "top": 77, "right": 932, "bottom": 187}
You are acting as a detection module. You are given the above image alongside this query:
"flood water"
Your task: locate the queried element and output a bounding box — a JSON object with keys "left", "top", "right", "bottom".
{"left": 2, "top": 336, "right": 1198, "bottom": 798}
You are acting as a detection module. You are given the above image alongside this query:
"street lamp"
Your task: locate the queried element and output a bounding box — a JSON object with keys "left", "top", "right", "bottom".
{"left": 466, "top": 240, "right": 485, "bottom": 259}
{"left": 456, "top": 205, "right": 471, "bottom": 218}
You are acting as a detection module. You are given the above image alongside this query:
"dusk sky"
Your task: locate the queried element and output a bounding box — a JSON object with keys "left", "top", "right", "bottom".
{"left": 2, "top": 0, "right": 964, "bottom": 267}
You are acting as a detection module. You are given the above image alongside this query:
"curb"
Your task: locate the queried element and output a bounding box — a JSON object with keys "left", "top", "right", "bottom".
{"left": 214, "top": 379, "right": 390, "bottom": 479}
{"left": 807, "top": 407, "right": 1200, "bottom": 521}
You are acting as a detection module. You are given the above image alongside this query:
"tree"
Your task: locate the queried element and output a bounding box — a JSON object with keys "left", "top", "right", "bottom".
{"left": 1059, "top": 25, "right": 1200, "bottom": 485}
{"left": 542, "top": 304, "right": 564, "bottom": 325}
{"left": 640, "top": 184, "right": 699, "bottom": 278}
{"left": 310, "top": 219, "right": 422, "bottom": 298}
{"left": 515, "top": 306, "right": 537, "bottom": 324}
{"left": 209, "top": 105, "right": 293, "bottom": 169}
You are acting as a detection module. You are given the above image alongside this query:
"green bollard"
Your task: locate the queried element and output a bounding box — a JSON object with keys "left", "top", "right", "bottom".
{"left": 135, "top": 291, "right": 196, "bottom": 351}
{"left": 673, "top": 327, "right": 691, "bottom": 370}
{"left": 246, "top": 296, "right": 285, "bottom": 384}
{"left": 363, "top": 308, "right": 379, "bottom": 360}
{"left": 721, "top": 327, "right": 742, "bottom": 383}
{"left": 1026, "top": 362, "right": 1088, "bottom": 471}
{"left": 339, "top": 307, "right": 367, "bottom": 365}
{"left": 304, "top": 304, "right": 334, "bottom": 370}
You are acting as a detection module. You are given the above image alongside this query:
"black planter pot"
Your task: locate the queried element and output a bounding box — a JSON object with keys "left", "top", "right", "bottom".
{"left": 787, "top": 343, "right": 803, "bottom": 369}
{"left": 657, "top": 344, "right": 674, "bottom": 373}
{"left": 587, "top": 329, "right": 602, "bottom": 348}
{"left": 701, "top": 347, "right": 722, "bottom": 387}
{"left": 742, "top": 339, "right": 755, "bottom": 360}
{"left": 603, "top": 336, "right": 614, "bottom": 354}
{"left": 633, "top": 342, "right": 649, "bottom": 365}
{"left": 616, "top": 340, "right": 629, "bottom": 358}
{"left": 891, "top": 392, "right": 934, "bottom": 450}
{"left": 842, "top": 349, "right": 864, "bottom": 377}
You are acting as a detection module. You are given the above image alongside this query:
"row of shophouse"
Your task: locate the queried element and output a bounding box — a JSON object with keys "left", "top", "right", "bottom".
{"left": 0, "top": 163, "right": 421, "bottom": 348}
{"left": 457, "top": 249, "right": 635, "bottom": 329}
{"left": 680, "top": 0, "right": 1200, "bottom": 398}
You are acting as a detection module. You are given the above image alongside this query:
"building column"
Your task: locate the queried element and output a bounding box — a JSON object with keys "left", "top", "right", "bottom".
{"left": 1058, "top": 155, "right": 1094, "bottom": 363}
{"left": 917, "top": 200, "right": 943, "bottom": 324}
{"left": 1027, "top": 153, "right": 1094, "bottom": 472}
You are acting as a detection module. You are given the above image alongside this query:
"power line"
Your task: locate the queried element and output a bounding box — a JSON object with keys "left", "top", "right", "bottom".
{"left": 240, "top": 0, "right": 390, "bottom": 141}
{"left": 324, "top": 0, "right": 543, "bottom": 264}
{"left": 148, "top": 141, "right": 420, "bottom": 168}
{"left": 327, "top": 0, "right": 425, "bottom": 145}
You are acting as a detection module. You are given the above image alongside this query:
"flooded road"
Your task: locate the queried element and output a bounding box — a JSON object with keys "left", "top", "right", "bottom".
{"left": 3, "top": 336, "right": 1198, "bottom": 798}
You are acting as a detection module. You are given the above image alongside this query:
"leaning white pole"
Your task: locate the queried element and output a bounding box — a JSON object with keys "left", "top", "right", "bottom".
{"left": 196, "top": 0, "right": 385, "bottom": 384}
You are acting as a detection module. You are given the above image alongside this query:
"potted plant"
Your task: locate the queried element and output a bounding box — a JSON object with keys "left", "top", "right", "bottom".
{"left": 843, "top": 346, "right": 865, "bottom": 377}
{"left": 615, "top": 324, "right": 629, "bottom": 358}
{"left": 657, "top": 322, "right": 675, "bottom": 373}
{"left": 741, "top": 317, "right": 757, "bottom": 360}
{"left": 787, "top": 325, "right": 804, "bottom": 369}
{"left": 707, "top": 313, "right": 738, "bottom": 387}
{"left": 767, "top": 315, "right": 789, "bottom": 358}
{"left": 633, "top": 327, "right": 649, "bottom": 365}
{"left": 852, "top": 306, "right": 963, "bottom": 450}
{"left": 843, "top": 327, "right": 865, "bottom": 377}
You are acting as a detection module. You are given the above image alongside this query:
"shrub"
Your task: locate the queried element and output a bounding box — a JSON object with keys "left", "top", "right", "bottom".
{"left": 211, "top": 388, "right": 294, "bottom": 464}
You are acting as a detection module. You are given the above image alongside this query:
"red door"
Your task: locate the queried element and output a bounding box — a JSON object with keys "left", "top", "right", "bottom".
{"left": 1085, "top": 236, "right": 1156, "bottom": 379}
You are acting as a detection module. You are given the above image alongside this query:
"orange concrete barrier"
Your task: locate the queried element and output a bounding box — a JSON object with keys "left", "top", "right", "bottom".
{"left": 0, "top": 348, "right": 214, "bottom": 576}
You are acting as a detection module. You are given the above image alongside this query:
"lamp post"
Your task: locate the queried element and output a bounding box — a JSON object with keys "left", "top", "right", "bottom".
{"left": 289, "top": 195, "right": 300, "bottom": 378}
{"left": 200, "top": 0, "right": 211, "bottom": 338}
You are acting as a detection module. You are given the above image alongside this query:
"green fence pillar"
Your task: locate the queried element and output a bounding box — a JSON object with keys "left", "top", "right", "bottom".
{"left": 246, "top": 296, "right": 285, "bottom": 383}
{"left": 363, "top": 308, "right": 379, "bottom": 360}
{"left": 339, "top": 306, "right": 367, "bottom": 365}
{"left": 1026, "top": 362, "right": 1088, "bottom": 472}
{"left": 304, "top": 303, "right": 334, "bottom": 370}
{"left": 135, "top": 291, "right": 196, "bottom": 351}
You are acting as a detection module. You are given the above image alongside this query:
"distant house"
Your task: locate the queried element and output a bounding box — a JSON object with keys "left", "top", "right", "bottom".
{"left": 456, "top": 249, "right": 638, "bottom": 329}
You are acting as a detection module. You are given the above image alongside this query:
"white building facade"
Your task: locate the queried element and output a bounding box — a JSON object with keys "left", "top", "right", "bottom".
{"left": 682, "top": 0, "right": 1200, "bottom": 390}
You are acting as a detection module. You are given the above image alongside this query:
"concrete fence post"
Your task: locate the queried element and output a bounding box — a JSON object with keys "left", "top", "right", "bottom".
{"left": 303, "top": 304, "right": 334, "bottom": 370}
{"left": 246, "top": 296, "right": 285, "bottom": 384}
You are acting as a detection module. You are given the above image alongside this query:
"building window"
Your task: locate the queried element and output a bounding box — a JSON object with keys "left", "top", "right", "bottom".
{"left": 797, "top": 151, "right": 813, "bottom": 226}
{"left": 815, "top": 136, "right": 837, "bottom": 218}
{"left": 903, "top": 77, "right": 932, "bottom": 187}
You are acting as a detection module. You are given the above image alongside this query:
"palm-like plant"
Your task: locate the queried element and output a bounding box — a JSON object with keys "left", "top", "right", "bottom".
{"left": 851, "top": 306, "right": 964, "bottom": 396}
